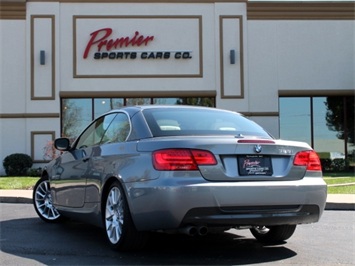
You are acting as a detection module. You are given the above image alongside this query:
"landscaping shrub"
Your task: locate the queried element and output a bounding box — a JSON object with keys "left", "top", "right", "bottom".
{"left": 27, "top": 167, "right": 42, "bottom": 177}
{"left": 332, "top": 158, "right": 346, "bottom": 172}
{"left": 321, "top": 158, "right": 349, "bottom": 173}
{"left": 3, "top": 153, "right": 33, "bottom": 176}
{"left": 320, "top": 158, "right": 332, "bottom": 172}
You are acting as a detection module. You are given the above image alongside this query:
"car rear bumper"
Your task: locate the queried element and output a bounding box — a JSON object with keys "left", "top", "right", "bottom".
{"left": 182, "top": 204, "right": 320, "bottom": 227}
{"left": 125, "top": 177, "right": 327, "bottom": 231}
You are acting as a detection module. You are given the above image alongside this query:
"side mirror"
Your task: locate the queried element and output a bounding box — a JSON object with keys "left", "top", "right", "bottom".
{"left": 54, "top": 138, "right": 71, "bottom": 151}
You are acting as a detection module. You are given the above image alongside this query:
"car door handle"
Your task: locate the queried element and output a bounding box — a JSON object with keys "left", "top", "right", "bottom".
{"left": 83, "top": 157, "right": 90, "bottom": 162}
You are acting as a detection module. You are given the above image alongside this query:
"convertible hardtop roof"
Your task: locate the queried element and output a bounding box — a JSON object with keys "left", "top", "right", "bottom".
{"left": 106, "top": 105, "right": 241, "bottom": 116}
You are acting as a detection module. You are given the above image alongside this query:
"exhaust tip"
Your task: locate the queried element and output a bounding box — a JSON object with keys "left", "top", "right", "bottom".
{"left": 179, "top": 226, "right": 198, "bottom": 236}
{"left": 178, "top": 225, "right": 208, "bottom": 236}
{"left": 189, "top": 227, "right": 198, "bottom": 236}
{"left": 198, "top": 226, "right": 208, "bottom": 236}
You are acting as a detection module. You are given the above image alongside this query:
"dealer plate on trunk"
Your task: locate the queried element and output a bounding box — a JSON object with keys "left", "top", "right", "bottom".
{"left": 238, "top": 155, "right": 273, "bottom": 176}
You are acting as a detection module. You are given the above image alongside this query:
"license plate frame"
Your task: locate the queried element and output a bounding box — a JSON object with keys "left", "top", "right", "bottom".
{"left": 238, "top": 155, "right": 273, "bottom": 176}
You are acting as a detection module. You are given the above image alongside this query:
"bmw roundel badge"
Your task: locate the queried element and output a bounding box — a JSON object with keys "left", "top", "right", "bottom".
{"left": 254, "top": 144, "right": 262, "bottom": 153}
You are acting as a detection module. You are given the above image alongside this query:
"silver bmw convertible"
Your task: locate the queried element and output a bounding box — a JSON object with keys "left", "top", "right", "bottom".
{"left": 33, "top": 105, "right": 327, "bottom": 250}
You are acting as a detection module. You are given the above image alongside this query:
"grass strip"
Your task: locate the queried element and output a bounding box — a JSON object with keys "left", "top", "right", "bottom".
{"left": 327, "top": 185, "right": 355, "bottom": 194}
{"left": 0, "top": 177, "right": 39, "bottom": 190}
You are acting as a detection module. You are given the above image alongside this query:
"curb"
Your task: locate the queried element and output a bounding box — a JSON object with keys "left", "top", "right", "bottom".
{"left": 0, "top": 190, "right": 33, "bottom": 204}
{"left": 325, "top": 202, "right": 355, "bottom": 211}
{"left": 0, "top": 196, "right": 33, "bottom": 204}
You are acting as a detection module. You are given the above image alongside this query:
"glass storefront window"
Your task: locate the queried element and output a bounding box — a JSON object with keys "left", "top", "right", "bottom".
{"left": 313, "top": 97, "right": 345, "bottom": 156}
{"left": 153, "top": 97, "right": 215, "bottom": 107}
{"left": 126, "top": 98, "right": 151, "bottom": 106}
{"left": 153, "top": 98, "right": 181, "bottom": 105}
{"left": 280, "top": 96, "right": 354, "bottom": 171}
{"left": 348, "top": 141, "right": 355, "bottom": 169}
{"left": 62, "top": 99, "right": 92, "bottom": 140}
{"left": 279, "top": 97, "right": 311, "bottom": 145}
{"left": 94, "top": 98, "right": 124, "bottom": 118}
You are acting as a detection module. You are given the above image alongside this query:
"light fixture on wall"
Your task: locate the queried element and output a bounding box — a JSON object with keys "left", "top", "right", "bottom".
{"left": 230, "top": 49, "right": 236, "bottom": 64}
{"left": 40, "top": 50, "right": 45, "bottom": 65}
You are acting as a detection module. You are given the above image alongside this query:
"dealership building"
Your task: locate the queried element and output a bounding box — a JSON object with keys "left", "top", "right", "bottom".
{"left": 0, "top": 0, "right": 354, "bottom": 174}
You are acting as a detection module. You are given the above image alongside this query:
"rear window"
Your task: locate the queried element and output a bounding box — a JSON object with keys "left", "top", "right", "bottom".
{"left": 142, "top": 108, "right": 272, "bottom": 138}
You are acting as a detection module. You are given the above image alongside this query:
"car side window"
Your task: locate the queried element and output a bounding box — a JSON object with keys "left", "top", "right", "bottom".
{"left": 76, "top": 114, "right": 117, "bottom": 149}
{"left": 103, "top": 113, "right": 130, "bottom": 143}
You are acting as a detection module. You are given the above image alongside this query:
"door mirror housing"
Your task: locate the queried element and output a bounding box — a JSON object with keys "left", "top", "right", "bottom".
{"left": 54, "top": 138, "right": 71, "bottom": 151}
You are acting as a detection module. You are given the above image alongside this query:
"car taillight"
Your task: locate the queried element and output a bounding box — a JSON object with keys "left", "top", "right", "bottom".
{"left": 294, "top": 150, "right": 322, "bottom": 171}
{"left": 152, "top": 149, "right": 217, "bottom": 171}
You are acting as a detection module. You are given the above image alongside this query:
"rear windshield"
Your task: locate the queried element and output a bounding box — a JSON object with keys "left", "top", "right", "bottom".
{"left": 142, "top": 108, "right": 272, "bottom": 138}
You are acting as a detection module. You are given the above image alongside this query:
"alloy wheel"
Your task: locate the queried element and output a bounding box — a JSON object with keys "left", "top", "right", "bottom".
{"left": 34, "top": 179, "right": 61, "bottom": 221}
{"left": 105, "top": 186, "right": 124, "bottom": 244}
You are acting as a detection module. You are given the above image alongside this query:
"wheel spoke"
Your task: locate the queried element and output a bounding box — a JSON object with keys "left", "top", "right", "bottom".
{"left": 37, "top": 202, "right": 45, "bottom": 208}
{"left": 114, "top": 225, "right": 120, "bottom": 242}
{"left": 36, "top": 190, "right": 45, "bottom": 198}
{"left": 50, "top": 207, "right": 57, "bottom": 218}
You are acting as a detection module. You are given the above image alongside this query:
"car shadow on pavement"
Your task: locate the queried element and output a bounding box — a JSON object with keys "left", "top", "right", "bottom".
{"left": 1, "top": 217, "right": 297, "bottom": 265}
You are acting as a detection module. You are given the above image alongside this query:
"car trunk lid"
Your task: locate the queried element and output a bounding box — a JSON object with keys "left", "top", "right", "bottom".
{"left": 137, "top": 136, "right": 315, "bottom": 182}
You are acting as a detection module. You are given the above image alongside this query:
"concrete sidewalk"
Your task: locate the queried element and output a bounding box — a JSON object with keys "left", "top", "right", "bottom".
{"left": 0, "top": 189, "right": 354, "bottom": 210}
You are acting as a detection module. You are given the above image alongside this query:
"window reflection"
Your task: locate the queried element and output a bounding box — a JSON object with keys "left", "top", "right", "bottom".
{"left": 94, "top": 98, "right": 124, "bottom": 118}
{"left": 61, "top": 97, "right": 215, "bottom": 141}
{"left": 126, "top": 98, "right": 151, "bottom": 106}
{"left": 153, "top": 97, "right": 215, "bottom": 107}
{"left": 103, "top": 113, "right": 130, "bottom": 143}
{"left": 153, "top": 98, "right": 181, "bottom": 105}
{"left": 76, "top": 114, "right": 116, "bottom": 149}
{"left": 313, "top": 97, "right": 344, "bottom": 156}
{"left": 279, "top": 97, "right": 311, "bottom": 145}
{"left": 62, "top": 99, "right": 92, "bottom": 140}
{"left": 280, "top": 96, "right": 354, "bottom": 171}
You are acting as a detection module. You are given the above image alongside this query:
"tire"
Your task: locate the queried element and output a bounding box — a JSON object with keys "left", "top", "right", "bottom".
{"left": 250, "top": 225, "right": 296, "bottom": 244}
{"left": 33, "top": 177, "right": 61, "bottom": 223}
{"left": 103, "top": 181, "right": 148, "bottom": 251}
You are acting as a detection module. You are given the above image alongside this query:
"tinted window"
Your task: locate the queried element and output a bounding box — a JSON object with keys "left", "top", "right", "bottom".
{"left": 75, "top": 114, "right": 116, "bottom": 149}
{"left": 102, "top": 113, "right": 130, "bottom": 143}
{"left": 143, "top": 108, "right": 271, "bottom": 138}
